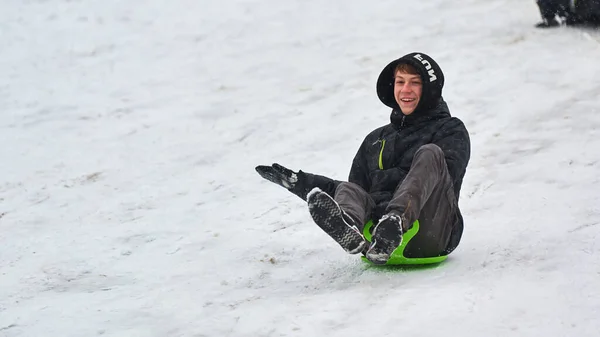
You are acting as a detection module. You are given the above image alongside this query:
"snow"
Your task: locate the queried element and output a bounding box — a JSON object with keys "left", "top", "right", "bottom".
{"left": 1, "top": 0, "right": 600, "bottom": 336}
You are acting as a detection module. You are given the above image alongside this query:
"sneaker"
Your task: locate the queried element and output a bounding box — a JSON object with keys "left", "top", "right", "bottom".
{"left": 535, "top": 18, "right": 560, "bottom": 28}
{"left": 307, "top": 188, "right": 367, "bottom": 254}
{"left": 365, "top": 213, "right": 404, "bottom": 264}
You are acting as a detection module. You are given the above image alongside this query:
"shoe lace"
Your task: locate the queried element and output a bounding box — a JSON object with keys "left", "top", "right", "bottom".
{"left": 379, "top": 213, "right": 402, "bottom": 223}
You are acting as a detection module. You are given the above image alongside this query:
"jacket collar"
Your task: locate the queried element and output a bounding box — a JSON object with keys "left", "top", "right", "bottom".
{"left": 390, "top": 98, "right": 450, "bottom": 127}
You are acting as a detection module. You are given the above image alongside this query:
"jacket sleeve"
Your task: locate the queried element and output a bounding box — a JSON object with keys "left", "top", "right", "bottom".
{"left": 290, "top": 171, "right": 341, "bottom": 201}
{"left": 432, "top": 118, "right": 471, "bottom": 197}
{"left": 348, "top": 138, "right": 371, "bottom": 192}
{"left": 291, "top": 134, "right": 375, "bottom": 201}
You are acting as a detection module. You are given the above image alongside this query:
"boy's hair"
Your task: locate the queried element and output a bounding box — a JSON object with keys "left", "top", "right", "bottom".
{"left": 394, "top": 63, "right": 419, "bottom": 76}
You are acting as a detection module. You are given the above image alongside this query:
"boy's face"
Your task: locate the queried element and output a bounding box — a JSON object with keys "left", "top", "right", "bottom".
{"left": 393, "top": 70, "right": 422, "bottom": 115}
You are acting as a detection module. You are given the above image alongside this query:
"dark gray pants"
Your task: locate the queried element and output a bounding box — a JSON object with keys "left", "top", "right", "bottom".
{"left": 334, "top": 144, "right": 458, "bottom": 258}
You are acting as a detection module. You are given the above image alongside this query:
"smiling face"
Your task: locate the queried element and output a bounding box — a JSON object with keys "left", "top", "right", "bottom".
{"left": 393, "top": 65, "right": 422, "bottom": 115}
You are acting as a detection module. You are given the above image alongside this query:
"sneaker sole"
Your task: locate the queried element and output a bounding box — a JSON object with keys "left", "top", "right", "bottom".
{"left": 365, "top": 217, "right": 403, "bottom": 264}
{"left": 307, "top": 190, "right": 366, "bottom": 254}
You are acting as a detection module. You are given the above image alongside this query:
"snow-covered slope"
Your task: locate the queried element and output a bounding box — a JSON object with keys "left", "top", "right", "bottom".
{"left": 1, "top": 0, "right": 600, "bottom": 336}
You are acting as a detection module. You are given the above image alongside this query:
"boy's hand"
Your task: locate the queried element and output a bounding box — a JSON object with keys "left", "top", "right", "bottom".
{"left": 255, "top": 163, "right": 300, "bottom": 190}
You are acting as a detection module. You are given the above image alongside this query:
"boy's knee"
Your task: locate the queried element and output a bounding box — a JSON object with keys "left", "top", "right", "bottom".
{"left": 336, "top": 181, "right": 352, "bottom": 193}
{"left": 415, "top": 144, "right": 444, "bottom": 158}
{"left": 335, "top": 181, "right": 364, "bottom": 196}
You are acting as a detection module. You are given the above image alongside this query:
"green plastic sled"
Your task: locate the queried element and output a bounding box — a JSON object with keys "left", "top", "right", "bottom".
{"left": 361, "top": 219, "right": 448, "bottom": 266}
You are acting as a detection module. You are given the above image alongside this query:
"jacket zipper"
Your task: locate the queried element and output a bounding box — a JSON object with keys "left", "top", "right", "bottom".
{"left": 381, "top": 116, "right": 405, "bottom": 170}
{"left": 378, "top": 139, "right": 386, "bottom": 170}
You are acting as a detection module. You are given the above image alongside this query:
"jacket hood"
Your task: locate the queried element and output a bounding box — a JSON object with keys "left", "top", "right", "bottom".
{"left": 377, "top": 52, "right": 445, "bottom": 115}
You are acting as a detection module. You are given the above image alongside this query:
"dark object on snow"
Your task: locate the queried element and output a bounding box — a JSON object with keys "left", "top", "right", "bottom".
{"left": 569, "top": 0, "right": 600, "bottom": 26}
{"left": 534, "top": 0, "right": 600, "bottom": 27}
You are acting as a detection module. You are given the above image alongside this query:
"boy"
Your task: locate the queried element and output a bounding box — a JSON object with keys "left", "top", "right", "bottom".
{"left": 257, "top": 52, "right": 470, "bottom": 265}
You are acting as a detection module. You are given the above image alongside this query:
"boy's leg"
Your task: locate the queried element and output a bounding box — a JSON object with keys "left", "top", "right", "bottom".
{"left": 307, "top": 183, "right": 373, "bottom": 254}
{"left": 537, "top": 0, "right": 559, "bottom": 20}
{"left": 535, "top": 0, "right": 562, "bottom": 26}
{"left": 556, "top": 0, "right": 573, "bottom": 18}
{"left": 372, "top": 144, "right": 458, "bottom": 259}
{"left": 334, "top": 182, "right": 376, "bottom": 232}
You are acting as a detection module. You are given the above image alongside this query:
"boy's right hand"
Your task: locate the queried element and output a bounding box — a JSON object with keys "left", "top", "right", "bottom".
{"left": 255, "top": 163, "right": 300, "bottom": 191}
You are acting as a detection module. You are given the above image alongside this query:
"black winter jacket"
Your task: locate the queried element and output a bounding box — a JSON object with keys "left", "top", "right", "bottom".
{"left": 349, "top": 98, "right": 470, "bottom": 218}
{"left": 294, "top": 98, "right": 470, "bottom": 237}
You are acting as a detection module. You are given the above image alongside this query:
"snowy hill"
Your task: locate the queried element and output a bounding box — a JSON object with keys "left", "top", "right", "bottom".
{"left": 1, "top": 0, "right": 600, "bottom": 336}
